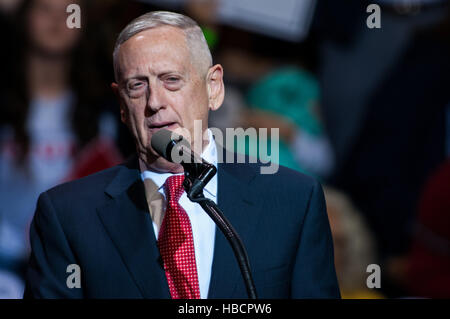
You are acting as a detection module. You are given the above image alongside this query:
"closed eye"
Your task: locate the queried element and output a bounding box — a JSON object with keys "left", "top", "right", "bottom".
{"left": 125, "top": 80, "right": 147, "bottom": 97}
{"left": 128, "top": 81, "right": 145, "bottom": 90}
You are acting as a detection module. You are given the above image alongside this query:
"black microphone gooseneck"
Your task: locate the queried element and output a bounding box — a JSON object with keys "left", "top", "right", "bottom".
{"left": 151, "top": 129, "right": 257, "bottom": 299}
{"left": 186, "top": 194, "right": 257, "bottom": 299}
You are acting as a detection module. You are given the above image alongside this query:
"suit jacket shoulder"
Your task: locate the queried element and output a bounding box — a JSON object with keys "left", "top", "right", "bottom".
{"left": 215, "top": 160, "right": 340, "bottom": 298}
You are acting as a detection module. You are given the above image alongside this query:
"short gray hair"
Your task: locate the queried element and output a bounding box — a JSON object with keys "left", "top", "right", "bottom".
{"left": 113, "top": 11, "right": 212, "bottom": 82}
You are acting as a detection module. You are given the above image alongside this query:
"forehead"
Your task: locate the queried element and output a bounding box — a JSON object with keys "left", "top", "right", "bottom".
{"left": 116, "top": 26, "right": 192, "bottom": 81}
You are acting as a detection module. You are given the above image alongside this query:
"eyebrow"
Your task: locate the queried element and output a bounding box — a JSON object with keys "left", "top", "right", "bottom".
{"left": 122, "top": 71, "right": 187, "bottom": 83}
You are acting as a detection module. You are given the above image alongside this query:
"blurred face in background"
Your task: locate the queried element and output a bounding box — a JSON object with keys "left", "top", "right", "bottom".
{"left": 113, "top": 26, "right": 224, "bottom": 173}
{"left": 0, "top": 0, "right": 23, "bottom": 14}
{"left": 27, "top": 0, "right": 81, "bottom": 57}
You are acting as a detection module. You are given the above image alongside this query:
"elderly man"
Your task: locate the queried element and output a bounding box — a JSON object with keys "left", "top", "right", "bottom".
{"left": 24, "top": 11, "right": 340, "bottom": 299}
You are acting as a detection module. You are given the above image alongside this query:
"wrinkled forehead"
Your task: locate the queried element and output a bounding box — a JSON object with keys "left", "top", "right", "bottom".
{"left": 116, "top": 26, "right": 193, "bottom": 81}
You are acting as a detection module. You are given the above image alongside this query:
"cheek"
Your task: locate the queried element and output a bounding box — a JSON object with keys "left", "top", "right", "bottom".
{"left": 28, "top": 13, "right": 48, "bottom": 41}
{"left": 129, "top": 105, "right": 145, "bottom": 127}
{"left": 120, "top": 102, "right": 142, "bottom": 133}
{"left": 123, "top": 94, "right": 146, "bottom": 115}
{"left": 185, "top": 86, "right": 209, "bottom": 119}
{"left": 127, "top": 110, "right": 149, "bottom": 147}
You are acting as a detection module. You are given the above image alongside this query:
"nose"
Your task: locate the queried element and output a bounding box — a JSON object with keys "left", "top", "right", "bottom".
{"left": 146, "top": 84, "right": 166, "bottom": 114}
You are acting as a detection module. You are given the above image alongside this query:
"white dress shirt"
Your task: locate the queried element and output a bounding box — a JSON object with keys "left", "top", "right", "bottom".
{"left": 140, "top": 129, "right": 217, "bottom": 299}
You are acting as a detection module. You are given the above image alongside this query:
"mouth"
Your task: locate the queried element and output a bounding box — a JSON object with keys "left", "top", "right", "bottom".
{"left": 147, "top": 121, "right": 178, "bottom": 133}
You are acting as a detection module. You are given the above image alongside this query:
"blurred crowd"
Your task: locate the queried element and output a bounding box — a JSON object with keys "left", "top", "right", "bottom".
{"left": 0, "top": 0, "right": 449, "bottom": 299}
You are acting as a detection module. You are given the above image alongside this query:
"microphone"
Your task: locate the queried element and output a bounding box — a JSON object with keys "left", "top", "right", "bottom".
{"left": 151, "top": 128, "right": 200, "bottom": 164}
{"left": 151, "top": 129, "right": 216, "bottom": 198}
{"left": 151, "top": 129, "right": 258, "bottom": 299}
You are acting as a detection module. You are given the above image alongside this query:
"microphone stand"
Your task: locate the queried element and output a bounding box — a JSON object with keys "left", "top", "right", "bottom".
{"left": 155, "top": 132, "right": 257, "bottom": 299}
{"left": 182, "top": 162, "right": 258, "bottom": 300}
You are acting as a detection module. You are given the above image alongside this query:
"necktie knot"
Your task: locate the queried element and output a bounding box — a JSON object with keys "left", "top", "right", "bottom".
{"left": 164, "top": 174, "right": 185, "bottom": 205}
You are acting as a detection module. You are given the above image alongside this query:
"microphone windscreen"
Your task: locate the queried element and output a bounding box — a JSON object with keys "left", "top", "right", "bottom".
{"left": 151, "top": 129, "right": 189, "bottom": 161}
{"left": 151, "top": 129, "right": 177, "bottom": 159}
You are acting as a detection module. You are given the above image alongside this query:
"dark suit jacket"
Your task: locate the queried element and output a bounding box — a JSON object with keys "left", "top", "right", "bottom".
{"left": 24, "top": 155, "right": 340, "bottom": 298}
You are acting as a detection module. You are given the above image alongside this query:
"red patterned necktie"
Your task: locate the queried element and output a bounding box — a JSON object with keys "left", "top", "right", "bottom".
{"left": 158, "top": 175, "right": 201, "bottom": 299}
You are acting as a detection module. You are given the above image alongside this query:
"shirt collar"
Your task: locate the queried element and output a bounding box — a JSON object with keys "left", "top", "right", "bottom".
{"left": 140, "top": 129, "right": 218, "bottom": 198}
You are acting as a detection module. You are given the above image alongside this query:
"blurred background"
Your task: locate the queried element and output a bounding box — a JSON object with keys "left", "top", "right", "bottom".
{"left": 0, "top": 0, "right": 449, "bottom": 299}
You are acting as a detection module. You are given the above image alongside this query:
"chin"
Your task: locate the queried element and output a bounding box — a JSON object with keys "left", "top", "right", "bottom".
{"left": 153, "top": 157, "right": 184, "bottom": 174}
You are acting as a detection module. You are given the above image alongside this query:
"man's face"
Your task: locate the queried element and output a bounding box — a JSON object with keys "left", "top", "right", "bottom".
{"left": 113, "top": 26, "right": 223, "bottom": 172}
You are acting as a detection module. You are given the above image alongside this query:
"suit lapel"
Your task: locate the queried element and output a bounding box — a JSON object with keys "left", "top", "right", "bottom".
{"left": 207, "top": 162, "right": 262, "bottom": 298}
{"left": 95, "top": 154, "right": 263, "bottom": 298}
{"left": 96, "top": 157, "right": 170, "bottom": 298}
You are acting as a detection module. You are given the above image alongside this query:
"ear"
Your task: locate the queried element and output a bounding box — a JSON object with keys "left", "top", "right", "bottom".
{"left": 206, "top": 64, "right": 224, "bottom": 111}
{"left": 111, "top": 82, "right": 128, "bottom": 124}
